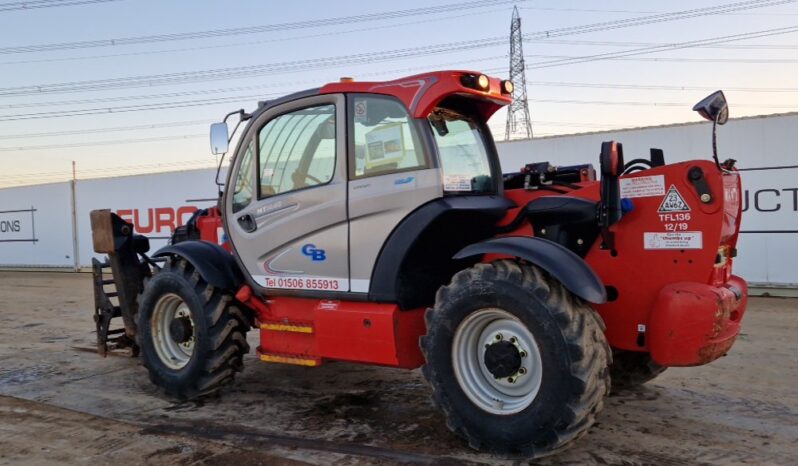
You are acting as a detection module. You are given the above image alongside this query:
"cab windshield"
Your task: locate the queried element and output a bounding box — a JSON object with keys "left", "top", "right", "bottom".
{"left": 428, "top": 109, "right": 494, "bottom": 194}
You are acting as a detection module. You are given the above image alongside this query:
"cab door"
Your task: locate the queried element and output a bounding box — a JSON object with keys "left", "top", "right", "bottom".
{"left": 224, "top": 94, "right": 349, "bottom": 293}
{"left": 346, "top": 94, "right": 443, "bottom": 293}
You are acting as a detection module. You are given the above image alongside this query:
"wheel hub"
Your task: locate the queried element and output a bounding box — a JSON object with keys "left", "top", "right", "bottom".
{"left": 451, "top": 308, "right": 544, "bottom": 415}
{"left": 169, "top": 316, "right": 194, "bottom": 344}
{"left": 150, "top": 293, "right": 196, "bottom": 370}
{"left": 483, "top": 340, "right": 522, "bottom": 379}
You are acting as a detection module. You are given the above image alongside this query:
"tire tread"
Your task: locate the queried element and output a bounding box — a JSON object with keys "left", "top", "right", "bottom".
{"left": 420, "top": 259, "right": 611, "bottom": 457}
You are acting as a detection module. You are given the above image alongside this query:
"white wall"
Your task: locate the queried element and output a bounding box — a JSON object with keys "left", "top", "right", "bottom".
{"left": 495, "top": 113, "right": 798, "bottom": 286}
{"left": 0, "top": 182, "right": 75, "bottom": 268}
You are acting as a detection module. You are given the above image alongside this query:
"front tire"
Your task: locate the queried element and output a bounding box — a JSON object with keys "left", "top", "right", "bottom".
{"left": 421, "top": 260, "right": 610, "bottom": 456}
{"left": 137, "top": 258, "right": 250, "bottom": 399}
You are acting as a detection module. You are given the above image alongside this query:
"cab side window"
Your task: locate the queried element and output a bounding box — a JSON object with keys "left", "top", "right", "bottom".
{"left": 232, "top": 141, "right": 255, "bottom": 213}
{"left": 351, "top": 96, "right": 425, "bottom": 178}
{"left": 258, "top": 104, "right": 336, "bottom": 198}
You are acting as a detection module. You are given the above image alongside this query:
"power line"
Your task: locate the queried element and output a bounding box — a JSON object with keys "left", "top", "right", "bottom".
{"left": 1, "top": 159, "right": 219, "bottom": 183}
{"left": 0, "top": 38, "right": 508, "bottom": 97}
{"left": 0, "top": 0, "right": 521, "bottom": 55}
{"left": 519, "top": 5, "right": 798, "bottom": 15}
{"left": 520, "top": 0, "right": 798, "bottom": 40}
{"left": 524, "top": 53, "right": 798, "bottom": 64}
{"left": 0, "top": 133, "right": 205, "bottom": 152}
{"left": 0, "top": 0, "right": 120, "bottom": 12}
{"left": 0, "top": 83, "right": 296, "bottom": 110}
{"left": 6, "top": 19, "right": 797, "bottom": 101}
{"left": 0, "top": 92, "right": 281, "bottom": 121}
{"left": 529, "top": 98, "right": 797, "bottom": 109}
{"left": 0, "top": 55, "right": 504, "bottom": 111}
{"left": 519, "top": 6, "right": 659, "bottom": 14}
{"left": 0, "top": 7, "right": 512, "bottom": 67}
{"left": 0, "top": 119, "right": 208, "bottom": 140}
{"left": 528, "top": 80, "right": 798, "bottom": 93}
{"left": 528, "top": 38, "right": 798, "bottom": 50}
{"left": 525, "top": 25, "right": 798, "bottom": 70}
{"left": 0, "top": 1, "right": 790, "bottom": 100}
{"left": 0, "top": 56, "right": 506, "bottom": 125}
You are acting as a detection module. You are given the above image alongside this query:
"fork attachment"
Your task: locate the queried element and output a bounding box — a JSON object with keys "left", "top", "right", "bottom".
{"left": 90, "top": 209, "right": 154, "bottom": 357}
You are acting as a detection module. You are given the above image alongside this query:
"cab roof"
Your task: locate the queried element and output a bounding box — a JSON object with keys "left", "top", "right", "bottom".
{"left": 319, "top": 70, "right": 512, "bottom": 120}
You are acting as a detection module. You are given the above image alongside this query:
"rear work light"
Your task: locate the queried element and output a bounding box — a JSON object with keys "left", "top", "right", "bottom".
{"left": 501, "top": 80, "right": 514, "bottom": 94}
{"left": 460, "top": 73, "right": 491, "bottom": 91}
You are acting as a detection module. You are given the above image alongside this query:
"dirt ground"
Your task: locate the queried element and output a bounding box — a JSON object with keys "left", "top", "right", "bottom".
{"left": 0, "top": 271, "right": 796, "bottom": 465}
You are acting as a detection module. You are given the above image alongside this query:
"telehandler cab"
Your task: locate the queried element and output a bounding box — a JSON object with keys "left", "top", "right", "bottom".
{"left": 91, "top": 71, "right": 747, "bottom": 456}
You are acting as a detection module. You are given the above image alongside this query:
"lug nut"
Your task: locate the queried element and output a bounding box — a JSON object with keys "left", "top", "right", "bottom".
{"left": 519, "top": 367, "right": 527, "bottom": 375}
{"left": 495, "top": 334, "right": 503, "bottom": 340}
{"left": 508, "top": 377, "right": 515, "bottom": 383}
{"left": 510, "top": 337, "right": 517, "bottom": 343}
{"left": 520, "top": 351, "right": 527, "bottom": 358}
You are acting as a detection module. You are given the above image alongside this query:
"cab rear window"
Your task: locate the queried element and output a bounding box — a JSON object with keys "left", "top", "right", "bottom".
{"left": 428, "top": 109, "right": 494, "bottom": 193}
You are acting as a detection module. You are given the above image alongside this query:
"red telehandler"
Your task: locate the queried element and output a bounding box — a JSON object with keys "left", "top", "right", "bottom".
{"left": 91, "top": 71, "right": 747, "bottom": 456}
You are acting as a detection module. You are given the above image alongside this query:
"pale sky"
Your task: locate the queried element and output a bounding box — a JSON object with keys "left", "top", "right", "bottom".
{"left": 1, "top": 0, "right": 797, "bottom": 188}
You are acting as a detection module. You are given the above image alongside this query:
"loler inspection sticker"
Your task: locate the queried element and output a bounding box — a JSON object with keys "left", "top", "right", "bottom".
{"left": 658, "top": 185, "right": 690, "bottom": 212}
{"left": 619, "top": 174, "right": 665, "bottom": 198}
{"left": 644, "top": 231, "right": 703, "bottom": 250}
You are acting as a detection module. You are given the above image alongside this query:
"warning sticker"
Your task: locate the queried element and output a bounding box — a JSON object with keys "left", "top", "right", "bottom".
{"left": 658, "top": 185, "right": 691, "bottom": 212}
{"left": 619, "top": 175, "right": 664, "bottom": 198}
{"left": 354, "top": 100, "right": 367, "bottom": 122}
{"left": 644, "top": 232, "right": 703, "bottom": 250}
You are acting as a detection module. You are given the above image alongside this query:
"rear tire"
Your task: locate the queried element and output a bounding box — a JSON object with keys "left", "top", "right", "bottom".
{"left": 137, "top": 258, "right": 250, "bottom": 399}
{"left": 609, "top": 350, "right": 666, "bottom": 392}
{"left": 421, "top": 260, "right": 610, "bottom": 457}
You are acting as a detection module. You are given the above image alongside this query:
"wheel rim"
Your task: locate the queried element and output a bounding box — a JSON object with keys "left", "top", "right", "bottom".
{"left": 452, "top": 308, "right": 543, "bottom": 415}
{"left": 151, "top": 293, "right": 196, "bottom": 370}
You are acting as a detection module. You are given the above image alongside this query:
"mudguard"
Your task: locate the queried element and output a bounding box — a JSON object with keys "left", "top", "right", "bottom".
{"left": 153, "top": 240, "right": 243, "bottom": 292}
{"left": 453, "top": 236, "right": 607, "bottom": 304}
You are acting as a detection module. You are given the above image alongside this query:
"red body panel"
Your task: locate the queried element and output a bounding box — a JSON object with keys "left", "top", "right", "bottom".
{"left": 502, "top": 160, "right": 747, "bottom": 365}
{"left": 196, "top": 207, "right": 232, "bottom": 252}
{"left": 319, "top": 70, "right": 512, "bottom": 120}
{"left": 648, "top": 276, "right": 747, "bottom": 366}
{"left": 243, "top": 292, "right": 426, "bottom": 369}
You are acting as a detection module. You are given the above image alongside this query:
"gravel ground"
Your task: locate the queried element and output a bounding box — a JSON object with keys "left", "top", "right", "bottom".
{"left": 0, "top": 271, "right": 796, "bottom": 465}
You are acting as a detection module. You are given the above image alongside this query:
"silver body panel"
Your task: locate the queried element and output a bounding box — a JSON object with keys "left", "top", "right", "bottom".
{"left": 348, "top": 168, "right": 442, "bottom": 292}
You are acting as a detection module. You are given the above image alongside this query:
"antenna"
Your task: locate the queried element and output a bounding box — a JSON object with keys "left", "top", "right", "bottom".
{"left": 505, "top": 5, "right": 533, "bottom": 141}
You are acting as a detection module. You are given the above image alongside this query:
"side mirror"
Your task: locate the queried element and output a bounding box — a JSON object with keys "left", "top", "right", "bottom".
{"left": 210, "top": 122, "right": 229, "bottom": 155}
{"left": 692, "top": 90, "right": 729, "bottom": 125}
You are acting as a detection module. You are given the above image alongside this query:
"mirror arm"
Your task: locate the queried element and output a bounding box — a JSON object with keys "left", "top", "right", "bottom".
{"left": 712, "top": 116, "right": 721, "bottom": 170}
{"left": 215, "top": 152, "right": 227, "bottom": 193}
{"left": 223, "top": 108, "right": 250, "bottom": 124}
{"left": 212, "top": 109, "right": 252, "bottom": 200}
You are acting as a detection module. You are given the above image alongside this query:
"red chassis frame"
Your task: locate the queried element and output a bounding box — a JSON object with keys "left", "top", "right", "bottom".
{"left": 199, "top": 71, "right": 747, "bottom": 370}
